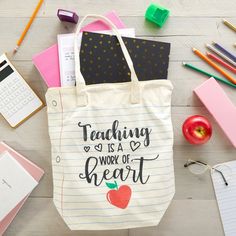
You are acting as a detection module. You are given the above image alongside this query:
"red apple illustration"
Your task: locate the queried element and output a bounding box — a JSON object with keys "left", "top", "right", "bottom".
{"left": 182, "top": 115, "right": 212, "bottom": 145}
{"left": 106, "top": 181, "right": 132, "bottom": 209}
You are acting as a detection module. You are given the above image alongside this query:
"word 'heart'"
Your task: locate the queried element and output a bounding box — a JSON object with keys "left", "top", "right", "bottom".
{"left": 94, "top": 143, "right": 102, "bottom": 152}
{"left": 84, "top": 146, "right": 90, "bottom": 152}
{"left": 106, "top": 185, "right": 132, "bottom": 209}
{"left": 130, "top": 141, "right": 141, "bottom": 152}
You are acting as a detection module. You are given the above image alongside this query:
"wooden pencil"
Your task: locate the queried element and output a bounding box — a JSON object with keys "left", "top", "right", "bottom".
{"left": 206, "top": 52, "right": 236, "bottom": 74}
{"left": 223, "top": 19, "right": 236, "bottom": 33}
{"left": 14, "top": 0, "right": 44, "bottom": 53}
{"left": 212, "top": 41, "right": 236, "bottom": 62}
{"left": 192, "top": 48, "right": 236, "bottom": 84}
{"left": 183, "top": 62, "right": 236, "bottom": 88}
{"left": 206, "top": 44, "right": 236, "bottom": 67}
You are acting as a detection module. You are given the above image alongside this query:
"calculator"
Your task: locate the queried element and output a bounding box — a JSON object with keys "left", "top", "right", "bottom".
{"left": 0, "top": 54, "right": 43, "bottom": 128}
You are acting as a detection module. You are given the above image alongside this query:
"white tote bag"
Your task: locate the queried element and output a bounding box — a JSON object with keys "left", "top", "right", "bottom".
{"left": 46, "top": 14, "right": 175, "bottom": 230}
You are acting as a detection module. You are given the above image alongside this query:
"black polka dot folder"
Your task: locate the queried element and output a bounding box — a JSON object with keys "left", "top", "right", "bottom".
{"left": 80, "top": 32, "right": 171, "bottom": 85}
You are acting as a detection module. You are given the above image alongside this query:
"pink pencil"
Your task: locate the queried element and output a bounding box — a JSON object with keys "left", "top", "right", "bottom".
{"left": 206, "top": 52, "right": 236, "bottom": 74}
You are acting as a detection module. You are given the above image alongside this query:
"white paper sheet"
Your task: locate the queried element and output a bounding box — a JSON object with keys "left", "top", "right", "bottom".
{"left": 58, "top": 28, "right": 135, "bottom": 87}
{"left": 0, "top": 151, "right": 38, "bottom": 221}
{"left": 211, "top": 161, "right": 236, "bottom": 236}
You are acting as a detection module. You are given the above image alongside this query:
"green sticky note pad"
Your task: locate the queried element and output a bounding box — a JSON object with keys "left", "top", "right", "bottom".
{"left": 145, "top": 3, "right": 170, "bottom": 27}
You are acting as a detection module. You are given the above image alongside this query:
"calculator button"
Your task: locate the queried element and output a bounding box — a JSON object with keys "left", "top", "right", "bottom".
{"left": 52, "top": 100, "right": 57, "bottom": 106}
{"left": 13, "top": 77, "right": 18, "bottom": 83}
{"left": 0, "top": 73, "right": 40, "bottom": 120}
{"left": 56, "top": 156, "right": 61, "bottom": 163}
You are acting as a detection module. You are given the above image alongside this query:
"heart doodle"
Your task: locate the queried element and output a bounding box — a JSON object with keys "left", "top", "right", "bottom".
{"left": 94, "top": 143, "right": 103, "bottom": 152}
{"left": 130, "top": 141, "right": 141, "bottom": 152}
{"left": 84, "top": 146, "right": 90, "bottom": 152}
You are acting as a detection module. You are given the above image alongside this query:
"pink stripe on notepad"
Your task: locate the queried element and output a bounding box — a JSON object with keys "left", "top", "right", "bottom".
{"left": 194, "top": 78, "right": 236, "bottom": 147}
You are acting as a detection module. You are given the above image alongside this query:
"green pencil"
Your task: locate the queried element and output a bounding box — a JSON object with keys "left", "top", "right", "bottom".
{"left": 183, "top": 62, "right": 236, "bottom": 88}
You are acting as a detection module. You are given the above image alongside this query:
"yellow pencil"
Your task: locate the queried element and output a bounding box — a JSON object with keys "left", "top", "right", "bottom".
{"left": 222, "top": 19, "right": 236, "bottom": 33}
{"left": 14, "top": 0, "right": 44, "bottom": 53}
{"left": 192, "top": 48, "right": 236, "bottom": 85}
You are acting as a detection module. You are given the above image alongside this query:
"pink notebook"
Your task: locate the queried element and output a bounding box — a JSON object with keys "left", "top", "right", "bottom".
{"left": 194, "top": 78, "right": 236, "bottom": 148}
{"left": 0, "top": 142, "right": 44, "bottom": 235}
{"left": 32, "top": 11, "right": 126, "bottom": 88}
{"left": 33, "top": 44, "right": 60, "bottom": 87}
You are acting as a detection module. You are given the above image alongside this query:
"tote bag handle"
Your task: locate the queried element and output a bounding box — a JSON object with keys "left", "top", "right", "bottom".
{"left": 74, "top": 14, "right": 141, "bottom": 106}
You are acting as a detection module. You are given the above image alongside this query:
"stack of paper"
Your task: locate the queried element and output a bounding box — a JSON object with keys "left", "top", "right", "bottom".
{"left": 58, "top": 28, "right": 135, "bottom": 86}
{"left": 0, "top": 142, "right": 44, "bottom": 235}
{"left": 32, "top": 11, "right": 126, "bottom": 88}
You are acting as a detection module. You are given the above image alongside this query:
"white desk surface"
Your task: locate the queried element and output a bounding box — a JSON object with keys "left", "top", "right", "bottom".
{"left": 0, "top": 0, "right": 235, "bottom": 235}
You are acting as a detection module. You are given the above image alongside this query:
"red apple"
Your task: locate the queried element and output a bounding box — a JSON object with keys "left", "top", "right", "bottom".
{"left": 182, "top": 115, "right": 212, "bottom": 145}
{"left": 106, "top": 181, "right": 132, "bottom": 209}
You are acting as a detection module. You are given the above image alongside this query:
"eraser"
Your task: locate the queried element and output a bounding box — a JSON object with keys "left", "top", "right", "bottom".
{"left": 57, "top": 9, "right": 79, "bottom": 24}
{"left": 145, "top": 3, "right": 170, "bottom": 28}
{"left": 194, "top": 78, "right": 236, "bottom": 148}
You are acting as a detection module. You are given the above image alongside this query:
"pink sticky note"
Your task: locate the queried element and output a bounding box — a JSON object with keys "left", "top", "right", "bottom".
{"left": 32, "top": 11, "right": 126, "bottom": 88}
{"left": 81, "top": 11, "right": 126, "bottom": 32}
{"left": 0, "top": 142, "right": 44, "bottom": 235}
{"left": 194, "top": 78, "right": 236, "bottom": 147}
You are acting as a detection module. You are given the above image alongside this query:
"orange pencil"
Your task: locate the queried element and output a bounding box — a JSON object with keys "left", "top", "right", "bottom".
{"left": 14, "top": 0, "right": 44, "bottom": 53}
{"left": 192, "top": 48, "right": 236, "bottom": 85}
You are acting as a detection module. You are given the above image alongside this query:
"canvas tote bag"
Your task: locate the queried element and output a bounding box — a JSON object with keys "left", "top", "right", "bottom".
{"left": 46, "top": 14, "right": 175, "bottom": 230}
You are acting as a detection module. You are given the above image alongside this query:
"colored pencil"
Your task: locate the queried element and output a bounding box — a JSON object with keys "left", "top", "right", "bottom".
{"left": 206, "top": 44, "right": 236, "bottom": 67}
{"left": 183, "top": 62, "right": 236, "bottom": 88}
{"left": 14, "top": 0, "right": 44, "bottom": 53}
{"left": 212, "top": 41, "right": 236, "bottom": 62}
{"left": 192, "top": 48, "right": 236, "bottom": 84}
{"left": 223, "top": 19, "right": 236, "bottom": 33}
{"left": 206, "top": 52, "right": 236, "bottom": 74}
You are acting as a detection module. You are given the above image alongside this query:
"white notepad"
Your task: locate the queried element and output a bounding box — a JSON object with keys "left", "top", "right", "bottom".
{"left": 57, "top": 28, "right": 135, "bottom": 87}
{"left": 0, "top": 151, "right": 38, "bottom": 221}
{"left": 211, "top": 161, "right": 236, "bottom": 236}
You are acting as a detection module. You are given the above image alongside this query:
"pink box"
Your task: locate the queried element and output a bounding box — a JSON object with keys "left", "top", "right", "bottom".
{"left": 194, "top": 78, "right": 236, "bottom": 147}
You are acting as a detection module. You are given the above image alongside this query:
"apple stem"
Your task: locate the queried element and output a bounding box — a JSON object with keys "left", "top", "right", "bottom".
{"left": 114, "top": 180, "right": 118, "bottom": 190}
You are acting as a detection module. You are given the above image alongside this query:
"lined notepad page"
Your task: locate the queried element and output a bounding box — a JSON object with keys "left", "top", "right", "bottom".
{"left": 211, "top": 161, "right": 236, "bottom": 236}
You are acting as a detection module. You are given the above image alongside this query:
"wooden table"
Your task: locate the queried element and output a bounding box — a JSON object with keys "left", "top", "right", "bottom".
{"left": 0, "top": 0, "right": 235, "bottom": 235}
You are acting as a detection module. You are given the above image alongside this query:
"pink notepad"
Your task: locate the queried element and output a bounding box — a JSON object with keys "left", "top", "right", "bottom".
{"left": 0, "top": 142, "right": 44, "bottom": 235}
{"left": 81, "top": 10, "right": 125, "bottom": 32}
{"left": 194, "top": 78, "right": 236, "bottom": 148}
{"left": 33, "top": 44, "right": 60, "bottom": 87}
{"left": 32, "top": 11, "right": 126, "bottom": 88}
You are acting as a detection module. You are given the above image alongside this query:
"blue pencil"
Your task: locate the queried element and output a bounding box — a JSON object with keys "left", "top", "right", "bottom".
{"left": 212, "top": 41, "right": 236, "bottom": 62}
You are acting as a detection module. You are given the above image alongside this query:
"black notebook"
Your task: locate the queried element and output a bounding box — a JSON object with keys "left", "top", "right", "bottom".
{"left": 80, "top": 31, "right": 171, "bottom": 85}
